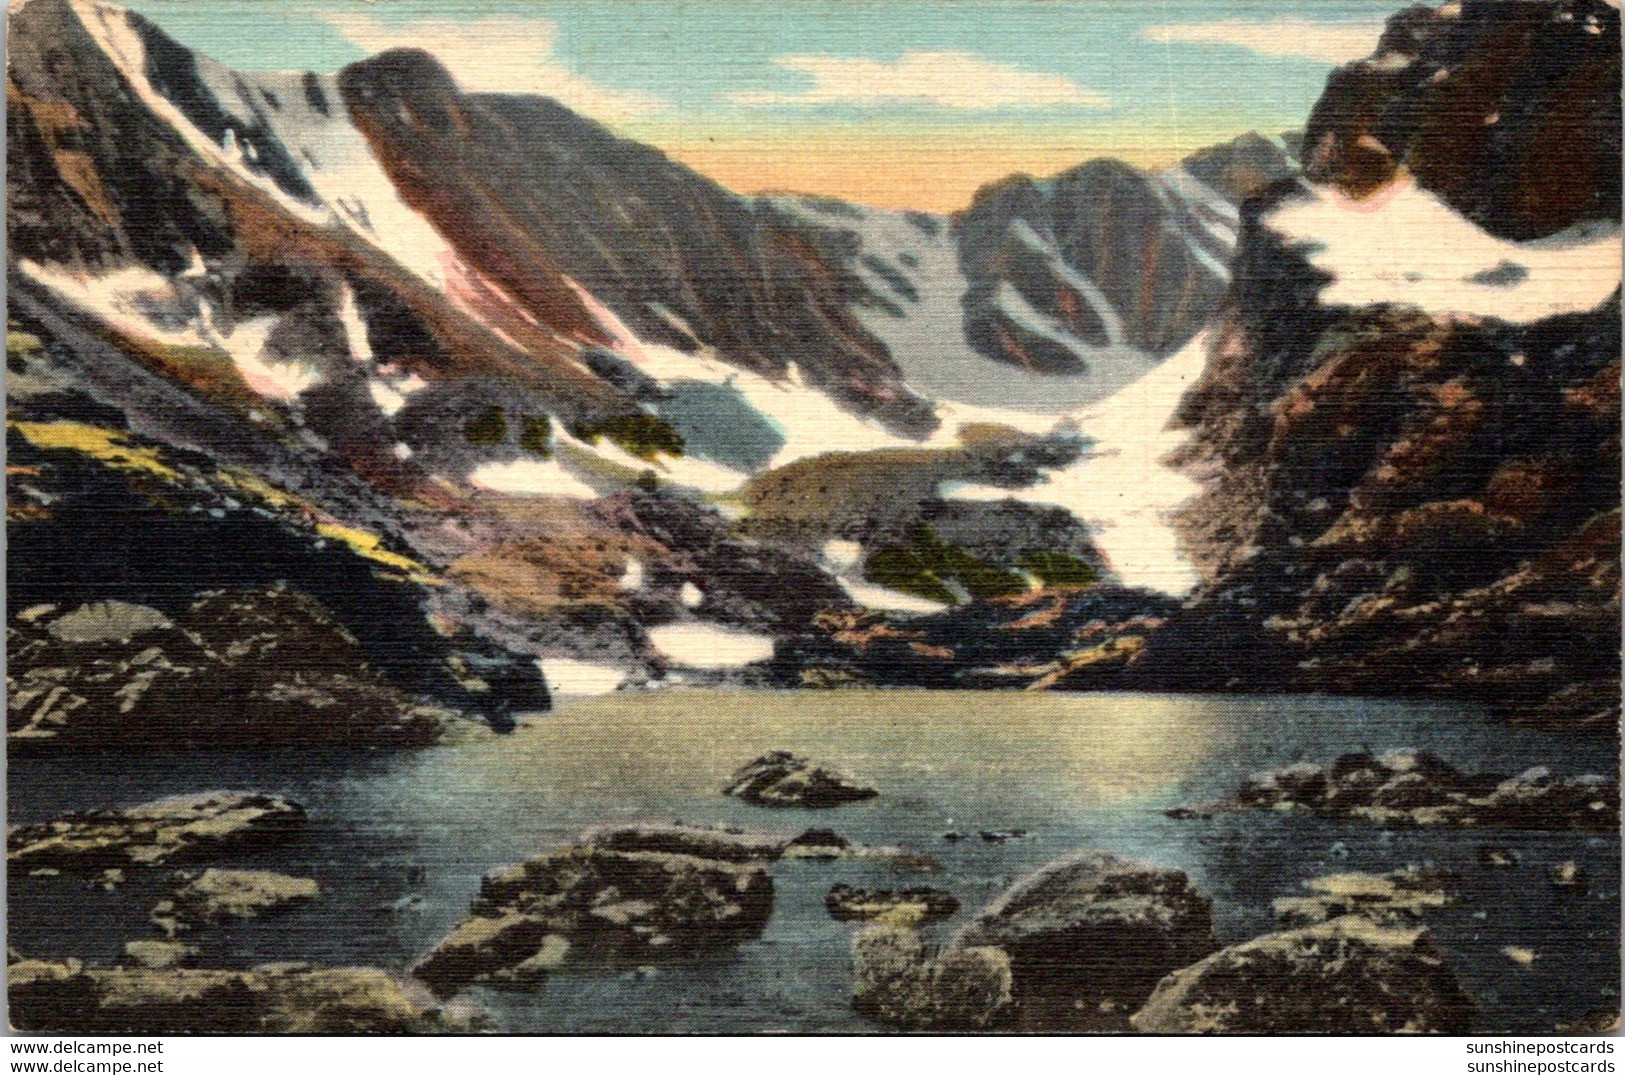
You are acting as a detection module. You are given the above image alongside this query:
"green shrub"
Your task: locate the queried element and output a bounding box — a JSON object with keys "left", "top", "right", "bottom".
{"left": 1017, "top": 551, "right": 1098, "bottom": 590}
{"left": 573, "top": 414, "right": 684, "bottom": 460}
{"left": 863, "top": 526, "right": 1028, "bottom": 605}
{"left": 518, "top": 414, "right": 553, "bottom": 457}
{"left": 464, "top": 406, "right": 508, "bottom": 447}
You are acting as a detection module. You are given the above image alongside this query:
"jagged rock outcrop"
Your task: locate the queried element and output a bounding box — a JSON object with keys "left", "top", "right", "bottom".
{"left": 1301, "top": 0, "right": 1620, "bottom": 239}
{"left": 8, "top": 588, "right": 458, "bottom": 748}
{"left": 150, "top": 869, "right": 322, "bottom": 935}
{"left": 1108, "top": 0, "right": 1624, "bottom": 730}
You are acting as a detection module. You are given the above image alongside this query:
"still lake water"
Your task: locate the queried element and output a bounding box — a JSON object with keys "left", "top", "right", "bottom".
{"left": 9, "top": 691, "right": 1619, "bottom": 1033}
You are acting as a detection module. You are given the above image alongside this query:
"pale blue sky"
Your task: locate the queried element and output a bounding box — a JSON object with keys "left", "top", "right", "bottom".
{"left": 120, "top": 0, "right": 1402, "bottom": 208}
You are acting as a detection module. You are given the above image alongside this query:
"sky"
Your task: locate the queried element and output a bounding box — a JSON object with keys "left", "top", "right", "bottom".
{"left": 119, "top": 0, "right": 1404, "bottom": 212}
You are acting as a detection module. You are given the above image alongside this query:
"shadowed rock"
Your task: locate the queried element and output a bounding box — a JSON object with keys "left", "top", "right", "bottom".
{"left": 414, "top": 846, "right": 773, "bottom": 995}
{"left": 1131, "top": 917, "right": 1473, "bottom": 1034}
{"left": 955, "top": 849, "right": 1216, "bottom": 1029}
{"left": 7, "top": 791, "right": 306, "bottom": 872}
{"left": 8, "top": 956, "right": 473, "bottom": 1033}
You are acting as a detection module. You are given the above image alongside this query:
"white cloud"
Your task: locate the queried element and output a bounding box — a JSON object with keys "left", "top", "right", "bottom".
{"left": 322, "top": 15, "right": 668, "bottom": 122}
{"left": 726, "top": 51, "right": 1109, "bottom": 111}
{"left": 1140, "top": 19, "right": 1385, "bottom": 64}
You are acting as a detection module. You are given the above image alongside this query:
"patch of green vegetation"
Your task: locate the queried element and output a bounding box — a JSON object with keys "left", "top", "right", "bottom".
{"left": 464, "top": 407, "right": 509, "bottom": 447}
{"left": 7, "top": 325, "right": 44, "bottom": 372}
{"left": 518, "top": 414, "right": 553, "bottom": 457}
{"left": 864, "top": 525, "right": 1028, "bottom": 605}
{"left": 572, "top": 414, "right": 685, "bottom": 460}
{"left": 1017, "top": 551, "right": 1099, "bottom": 590}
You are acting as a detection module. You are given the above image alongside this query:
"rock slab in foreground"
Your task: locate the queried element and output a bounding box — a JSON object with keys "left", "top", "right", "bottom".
{"left": 723, "top": 751, "right": 877, "bottom": 808}
{"left": 8, "top": 956, "right": 471, "bottom": 1034}
{"left": 414, "top": 846, "right": 773, "bottom": 994}
{"left": 1130, "top": 917, "right": 1473, "bottom": 1034}
{"left": 7, "top": 791, "right": 306, "bottom": 871}
{"left": 852, "top": 926, "right": 1013, "bottom": 1031}
{"left": 955, "top": 850, "right": 1217, "bottom": 1028}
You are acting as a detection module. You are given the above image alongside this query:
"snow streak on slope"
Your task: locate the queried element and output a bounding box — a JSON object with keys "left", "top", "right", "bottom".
{"left": 70, "top": 0, "right": 457, "bottom": 287}
{"left": 1266, "top": 176, "right": 1622, "bottom": 325}
{"left": 772, "top": 197, "right": 1161, "bottom": 413}
{"left": 580, "top": 274, "right": 1209, "bottom": 596}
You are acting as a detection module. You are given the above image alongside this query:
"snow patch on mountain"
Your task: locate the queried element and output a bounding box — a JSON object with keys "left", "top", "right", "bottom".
{"left": 539, "top": 658, "right": 628, "bottom": 696}
{"left": 647, "top": 623, "right": 775, "bottom": 669}
{"left": 467, "top": 459, "right": 601, "bottom": 499}
{"left": 1265, "top": 176, "right": 1622, "bottom": 324}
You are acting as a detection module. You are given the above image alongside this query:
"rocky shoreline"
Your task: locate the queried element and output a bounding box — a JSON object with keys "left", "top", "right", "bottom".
{"left": 10, "top": 731, "right": 1617, "bottom": 1035}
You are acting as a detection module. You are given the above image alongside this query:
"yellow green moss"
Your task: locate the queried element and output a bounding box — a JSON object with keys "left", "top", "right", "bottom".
{"left": 9, "top": 421, "right": 180, "bottom": 482}
{"left": 314, "top": 520, "right": 440, "bottom": 586}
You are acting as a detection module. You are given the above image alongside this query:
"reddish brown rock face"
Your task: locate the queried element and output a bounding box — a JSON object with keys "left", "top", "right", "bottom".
{"left": 1125, "top": 0, "right": 1624, "bottom": 730}
{"left": 1303, "top": 0, "right": 1621, "bottom": 239}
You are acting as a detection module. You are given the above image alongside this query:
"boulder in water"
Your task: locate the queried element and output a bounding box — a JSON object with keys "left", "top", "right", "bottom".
{"left": 1272, "top": 867, "right": 1455, "bottom": 928}
{"left": 955, "top": 849, "right": 1216, "bottom": 1028}
{"left": 1130, "top": 917, "right": 1473, "bottom": 1034}
{"left": 723, "top": 751, "right": 877, "bottom": 808}
{"left": 851, "top": 924, "right": 1012, "bottom": 1030}
{"left": 414, "top": 846, "right": 772, "bottom": 994}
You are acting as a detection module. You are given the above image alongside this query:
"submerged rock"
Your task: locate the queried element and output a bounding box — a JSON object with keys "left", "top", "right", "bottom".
{"left": 582, "top": 821, "right": 793, "bottom": 862}
{"left": 851, "top": 925, "right": 1012, "bottom": 1030}
{"left": 151, "top": 869, "right": 321, "bottom": 935}
{"left": 956, "top": 849, "right": 1216, "bottom": 1029}
{"left": 723, "top": 751, "right": 877, "bottom": 808}
{"left": 414, "top": 846, "right": 773, "bottom": 995}
{"left": 7, "top": 791, "right": 306, "bottom": 872}
{"left": 826, "top": 884, "right": 960, "bottom": 925}
{"left": 1203, "top": 750, "right": 1617, "bottom": 832}
{"left": 121, "top": 940, "right": 197, "bottom": 970}
{"left": 580, "top": 820, "right": 935, "bottom": 869}
{"left": 1272, "top": 867, "right": 1455, "bottom": 928}
{"left": 1130, "top": 917, "right": 1473, "bottom": 1034}
{"left": 7, "top": 957, "right": 472, "bottom": 1033}
{"left": 1550, "top": 860, "right": 1588, "bottom": 891}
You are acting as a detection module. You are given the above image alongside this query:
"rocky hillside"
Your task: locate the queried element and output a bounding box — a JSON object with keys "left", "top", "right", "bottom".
{"left": 1069, "top": 0, "right": 1622, "bottom": 732}
{"left": 8, "top": 0, "right": 1295, "bottom": 706}
{"left": 772, "top": 132, "right": 1297, "bottom": 407}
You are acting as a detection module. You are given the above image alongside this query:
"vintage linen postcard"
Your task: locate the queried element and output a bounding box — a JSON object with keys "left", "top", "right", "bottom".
{"left": 6, "top": 0, "right": 1620, "bottom": 1037}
